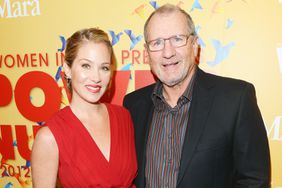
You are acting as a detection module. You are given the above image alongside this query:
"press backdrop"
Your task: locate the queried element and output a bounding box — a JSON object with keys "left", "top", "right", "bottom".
{"left": 0, "top": 0, "right": 282, "bottom": 187}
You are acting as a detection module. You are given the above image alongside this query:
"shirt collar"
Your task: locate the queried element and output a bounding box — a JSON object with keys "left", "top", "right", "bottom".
{"left": 151, "top": 68, "right": 197, "bottom": 111}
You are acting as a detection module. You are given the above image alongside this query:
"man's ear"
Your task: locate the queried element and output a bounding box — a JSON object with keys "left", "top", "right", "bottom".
{"left": 144, "top": 43, "right": 150, "bottom": 63}
{"left": 144, "top": 43, "right": 149, "bottom": 53}
{"left": 192, "top": 37, "right": 198, "bottom": 55}
{"left": 63, "top": 62, "right": 71, "bottom": 79}
{"left": 193, "top": 39, "right": 201, "bottom": 65}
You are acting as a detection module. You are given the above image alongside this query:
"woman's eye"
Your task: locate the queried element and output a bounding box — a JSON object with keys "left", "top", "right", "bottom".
{"left": 82, "top": 64, "right": 90, "bottom": 69}
{"left": 102, "top": 66, "right": 110, "bottom": 71}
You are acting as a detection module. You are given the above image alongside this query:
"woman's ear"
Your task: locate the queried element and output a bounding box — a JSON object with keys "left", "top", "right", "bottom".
{"left": 63, "top": 62, "right": 71, "bottom": 79}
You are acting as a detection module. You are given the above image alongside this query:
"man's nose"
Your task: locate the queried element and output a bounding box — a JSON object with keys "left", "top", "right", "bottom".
{"left": 162, "top": 40, "right": 176, "bottom": 59}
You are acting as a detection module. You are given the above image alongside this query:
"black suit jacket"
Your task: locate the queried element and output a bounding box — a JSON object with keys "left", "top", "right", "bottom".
{"left": 123, "top": 68, "right": 270, "bottom": 188}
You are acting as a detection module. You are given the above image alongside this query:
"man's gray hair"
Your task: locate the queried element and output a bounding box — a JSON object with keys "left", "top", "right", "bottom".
{"left": 144, "top": 3, "right": 196, "bottom": 42}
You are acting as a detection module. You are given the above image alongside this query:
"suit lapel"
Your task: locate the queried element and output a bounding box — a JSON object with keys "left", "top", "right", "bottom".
{"left": 135, "top": 87, "right": 155, "bottom": 188}
{"left": 177, "top": 69, "right": 216, "bottom": 186}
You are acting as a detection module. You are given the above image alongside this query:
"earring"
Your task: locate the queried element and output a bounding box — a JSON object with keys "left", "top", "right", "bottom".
{"left": 64, "top": 74, "right": 71, "bottom": 81}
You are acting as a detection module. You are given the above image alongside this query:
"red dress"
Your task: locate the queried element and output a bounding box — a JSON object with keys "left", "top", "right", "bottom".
{"left": 47, "top": 103, "right": 137, "bottom": 188}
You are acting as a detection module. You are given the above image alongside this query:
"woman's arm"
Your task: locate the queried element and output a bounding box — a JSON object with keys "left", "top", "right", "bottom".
{"left": 31, "top": 126, "right": 59, "bottom": 188}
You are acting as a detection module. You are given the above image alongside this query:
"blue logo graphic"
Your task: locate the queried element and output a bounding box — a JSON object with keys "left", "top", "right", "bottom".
{"left": 121, "top": 63, "right": 132, "bottom": 71}
{"left": 124, "top": 29, "right": 143, "bottom": 50}
{"left": 198, "top": 37, "right": 206, "bottom": 48}
{"left": 108, "top": 30, "right": 123, "bottom": 46}
{"left": 55, "top": 66, "right": 62, "bottom": 82}
{"left": 149, "top": 1, "right": 160, "bottom": 9}
{"left": 195, "top": 25, "right": 206, "bottom": 48}
{"left": 190, "top": 0, "right": 203, "bottom": 12}
{"left": 37, "top": 121, "right": 45, "bottom": 126}
{"left": 58, "top": 35, "right": 66, "bottom": 52}
{"left": 4, "top": 182, "right": 13, "bottom": 188}
{"left": 13, "top": 140, "right": 17, "bottom": 147}
{"left": 207, "top": 39, "right": 235, "bottom": 66}
{"left": 25, "top": 160, "right": 31, "bottom": 168}
{"left": 226, "top": 18, "right": 234, "bottom": 29}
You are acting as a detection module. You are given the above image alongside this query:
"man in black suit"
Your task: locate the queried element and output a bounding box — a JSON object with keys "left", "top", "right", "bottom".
{"left": 123, "top": 3, "right": 270, "bottom": 188}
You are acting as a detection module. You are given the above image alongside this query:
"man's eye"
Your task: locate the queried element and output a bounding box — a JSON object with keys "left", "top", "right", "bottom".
{"left": 151, "top": 39, "right": 162, "bottom": 47}
{"left": 173, "top": 36, "right": 184, "bottom": 42}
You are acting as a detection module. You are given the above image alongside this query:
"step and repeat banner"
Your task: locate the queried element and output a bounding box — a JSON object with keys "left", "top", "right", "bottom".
{"left": 1, "top": 0, "right": 282, "bottom": 187}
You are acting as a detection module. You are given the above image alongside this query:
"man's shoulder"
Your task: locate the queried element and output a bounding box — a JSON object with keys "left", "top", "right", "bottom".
{"left": 199, "top": 69, "right": 252, "bottom": 89}
{"left": 124, "top": 83, "right": 156, "bottom": 100}
{"left": 123, "top": 83, "right": 156, "bottom": 108}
